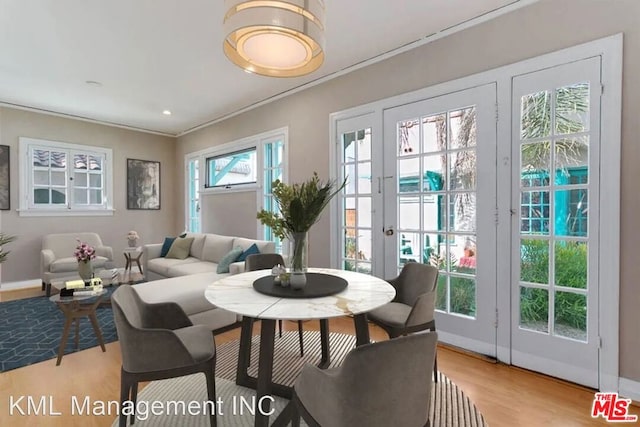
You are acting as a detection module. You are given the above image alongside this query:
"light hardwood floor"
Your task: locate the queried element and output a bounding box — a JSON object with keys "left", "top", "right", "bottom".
{"left": 0, "top": 288, "right": 636, "bottom": 427}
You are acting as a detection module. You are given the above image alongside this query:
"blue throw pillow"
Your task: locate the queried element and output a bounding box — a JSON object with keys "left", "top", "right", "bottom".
{"left": 217, "top": 246, "right": 244, "bottom": 273}
{"left": 160, "top": 233, "right": 188, "bottom": 257}
{"left": 237, "top": 243, "right": 260, "bottom": 262}
{"left": 160, "top": 237, "right": 176, "bottom": 257}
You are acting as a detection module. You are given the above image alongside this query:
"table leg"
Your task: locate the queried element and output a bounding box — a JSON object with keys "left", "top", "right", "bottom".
{"left": 354, "top": 313, "right": 370, "bottom": 347}
{"left": 74, "top": 318, "right": 80, "bottom": 349}
{"left": 124, "top": 253, "right": 131, "bottom": 272}
{"left": 255, "top": 318, "right": 276, "bottom": 427}
{"left": 318, "top": 319, "right": 330, "bottom": 369}
{"left": 56, "top": 306, "right": 73, "bottom": 366}
{"left": 88, "top": 313, "right": 106, "bottom": 352}
{"left": 236, "top": 316, "right": 254, "bottom": 388}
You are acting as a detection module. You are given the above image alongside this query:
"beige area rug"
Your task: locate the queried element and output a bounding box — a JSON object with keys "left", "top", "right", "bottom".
{"left": 112, "top": 331, "right": 487, "bottom": 426}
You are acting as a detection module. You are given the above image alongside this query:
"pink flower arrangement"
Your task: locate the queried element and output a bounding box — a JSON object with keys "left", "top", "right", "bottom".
{"left": 74, "top": 239, "right": 96, "bottom": 263}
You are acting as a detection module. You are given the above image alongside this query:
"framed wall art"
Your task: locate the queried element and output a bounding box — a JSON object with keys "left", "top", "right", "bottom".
{"left": 0, "top": 145, "right": 9, "bottom": 210}
{"left": 127, "top": 158, "right": 160, "bottom": 210}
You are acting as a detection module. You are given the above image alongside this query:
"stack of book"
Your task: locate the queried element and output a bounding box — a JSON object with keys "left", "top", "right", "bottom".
{"left": 98, "top": 268, "right": 119, "bottom": 281}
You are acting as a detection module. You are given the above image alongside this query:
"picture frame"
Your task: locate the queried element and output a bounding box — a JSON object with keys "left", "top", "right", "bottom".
{"left": 0, "top": 145, "right": 9, "bottom": 210}
{"left": 127, "top": 158, "right": 160, "bottom": 210}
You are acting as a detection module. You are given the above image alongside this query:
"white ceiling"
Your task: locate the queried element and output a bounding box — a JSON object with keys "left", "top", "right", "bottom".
{"left": 0, "top": 0, "right": 533, "bottom": 136}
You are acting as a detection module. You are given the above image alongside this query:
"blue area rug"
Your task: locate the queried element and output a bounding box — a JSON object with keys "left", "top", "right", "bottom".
{"left": 0, "top": 289, "right": 118, "bottom": 372}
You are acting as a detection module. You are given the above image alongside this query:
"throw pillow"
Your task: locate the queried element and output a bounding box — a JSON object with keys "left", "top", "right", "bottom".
{"left": 160, "top": 233, "right": 188, "bottom": 257}
{"left": 217, "top": 246, "right": 244, "bottom": 273}
{"left": 166, "top": 237, "right": 195, "bottom": 260}
{"left": 236, "top": 243, "right": 260, "bottom": 262}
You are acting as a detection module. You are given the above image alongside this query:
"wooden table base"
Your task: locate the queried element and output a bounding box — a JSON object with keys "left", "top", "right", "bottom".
{"left": 54, "top": 296, "right": 106, "bottom": 366}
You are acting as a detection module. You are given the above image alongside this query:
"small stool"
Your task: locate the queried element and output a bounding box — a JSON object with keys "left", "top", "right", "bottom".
{"left": 123, "top": 248, "right": 143, "bottom": 274}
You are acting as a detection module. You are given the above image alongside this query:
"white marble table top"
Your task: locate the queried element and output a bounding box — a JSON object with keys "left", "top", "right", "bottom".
{"left": 205, "top": 268, "right": 396, "bottom": 320}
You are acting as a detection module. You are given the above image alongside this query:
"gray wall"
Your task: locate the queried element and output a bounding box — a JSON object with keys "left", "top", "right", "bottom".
{"left": 0, "top": 107, "right": 177, "bottom": 282}
{"left": 176, "top": 0, "right": 640, "bottom": 381}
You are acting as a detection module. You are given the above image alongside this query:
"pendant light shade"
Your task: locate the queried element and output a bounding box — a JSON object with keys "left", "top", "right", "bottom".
{"left": 223, "top": 0, "right": 325, "bottom": 77}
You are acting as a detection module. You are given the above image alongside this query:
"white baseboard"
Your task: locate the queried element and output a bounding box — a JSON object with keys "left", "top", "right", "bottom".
{"left": 619, "top": 377, "right": 640, "bottom": 402}
{"left": 0, "top": 279, "right": 41, "bottom": 291}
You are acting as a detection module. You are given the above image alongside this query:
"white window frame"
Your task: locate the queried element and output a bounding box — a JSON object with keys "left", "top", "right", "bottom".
{"left": 184, "top": 127, "right": 288, "bottom": 238}
{"left": 184, "top": 154, "right": 201, "bottom": 233}
{"left": 18, "top": 137, "right": 114, "bottom": 217}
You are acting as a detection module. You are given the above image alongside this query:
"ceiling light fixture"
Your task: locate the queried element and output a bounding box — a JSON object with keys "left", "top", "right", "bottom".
{"left": 162, "top": 110, "right": 172, "bottom": 116}
{"left": 223, "top": 0, "right": 325, "bottom": 78}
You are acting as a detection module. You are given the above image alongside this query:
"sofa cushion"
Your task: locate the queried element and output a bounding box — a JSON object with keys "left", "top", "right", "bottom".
{"left": 50, "top": 256, "right": 109, "bottom": 273}
{"left": 202, "top": 234, "right": 234, "bottom": 263}
{"left": 216, "top": 247, "right": 243, "bottom": 273}
{"left": 233, "top": 237, "right": 275, "bottom": 254}
{"left": 166, "top": 237, "right": 195, "bottom": 259}
{"left": 237, "top": 243, "right": 260, "bottom": 262}
{"left": 147, "top": 257, "right": 200, "bottom": 277}
{"left": 185, "top": 233, "right": 206, "bottom": 259}
{"left": 167, "top": 261, "right": 219, "bottom": 277}
{"left": 134, "top": 272, "right": 227, "bottom": 315}
{"left": 160, "top": 237, "right": 176, "bottom": 257}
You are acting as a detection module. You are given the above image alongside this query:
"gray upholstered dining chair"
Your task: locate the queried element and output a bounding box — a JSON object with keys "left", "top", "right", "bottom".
{"left": 367, "top": 262, "right": 439, "bottom": 381}
{"left": 245, "top": 253, "right": 305, "bottom": 356}
{"left": 111, "top": 285, "right": 217, "bottom": 427}
{"left": 282, "top": 332, "right": 438, "bottom": 427}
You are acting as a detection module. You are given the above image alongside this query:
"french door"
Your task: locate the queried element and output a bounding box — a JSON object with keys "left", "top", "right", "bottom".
{"left": 382, "top": 84, "right": 498, "bottom": 356}
{"left": 511, "top": 57, "right": 601, "bottom": 387}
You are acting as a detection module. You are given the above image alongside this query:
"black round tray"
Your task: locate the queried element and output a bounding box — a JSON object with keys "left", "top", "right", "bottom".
{"left": 253, "top": 273, "right": 347, "bottom": 298}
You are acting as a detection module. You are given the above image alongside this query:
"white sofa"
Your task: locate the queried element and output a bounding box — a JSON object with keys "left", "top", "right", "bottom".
{"left": 139, "top": 233, "right": 275, "bottom": 332}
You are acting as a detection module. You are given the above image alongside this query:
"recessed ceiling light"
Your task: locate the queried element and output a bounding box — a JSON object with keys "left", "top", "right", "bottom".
{"left": 85, "top": 80, "right": 102, "bottom": 87}
{"left": 162, "top": 110, "right": 172, "bottom": 116}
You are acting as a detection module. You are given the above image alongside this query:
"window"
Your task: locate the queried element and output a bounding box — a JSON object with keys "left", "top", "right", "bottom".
{"left": 19, "top": 137, "right": 113, "bottom": 216}
{"left": 205, "top": 148, "right": 257, "bottom": 188}
{"left": 263, "top": 139, "right": 285, "bottom": 252}
{"left": 186, "top": 157, "right": 201, "bottom": 232}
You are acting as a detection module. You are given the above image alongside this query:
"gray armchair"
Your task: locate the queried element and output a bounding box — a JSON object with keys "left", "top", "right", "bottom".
{"left": 111, "top": 285, "right": 217, "bottom": 427}
{"left": 367, "top": 262, "right": 439, "bottom": 381}
{"left": 41, "top": 232, "right": 114, "bottom": 296}
{"left": 279, "top": 333, "right": 438, "bottom": 427}
{"left": 245, "top": 253, "right": 305, "bottom": 356}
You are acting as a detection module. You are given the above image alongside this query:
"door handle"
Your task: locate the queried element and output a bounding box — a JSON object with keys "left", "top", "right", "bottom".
{"left": 384, "top": 227, "right": 395, "bottom": 236}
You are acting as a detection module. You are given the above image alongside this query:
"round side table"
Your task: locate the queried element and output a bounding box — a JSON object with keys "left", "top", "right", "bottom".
{"left": 123, "top": 247, "right": 143, "bottom": 274}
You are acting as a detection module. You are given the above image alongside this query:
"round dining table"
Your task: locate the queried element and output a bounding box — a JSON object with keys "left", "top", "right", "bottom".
{"left": 205, "top": 267, "right": 396, "bottom": 427}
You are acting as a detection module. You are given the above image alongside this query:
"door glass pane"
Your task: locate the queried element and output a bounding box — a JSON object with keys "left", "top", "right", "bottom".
{"left": 521, "top": 142, "right": 551, "bottom": 187}
{"left": 74, "top": 173, "right": 87, "bottom": 187}
{"left": 520, "top": 191, "right": 550, "bottom": 234}
{"left": 399, "top": 232, "right": 421, "bottom": 264}
{"left": 51, "top": 152, "right": 66, "bottom": 169}
{"left": 423, "top": 113, "right": 446, "bottom": 153}
{"left": 51, "top": 189, "right": 66, "bottom": 204}
{"left": 449, "top": 150, "right": 476, "bottom": 190}
{"left": 398, "top": 158, "right": 420, "bottom": 193}
{"left": 520, "top": 239, "right": 549, "bottom": 284}
{"left": 358, "top": 162, "right": 372, "bottom": 194}
{"left": 450, "top": 276, "right": 476, "bottom": 316}
{"left": 51, "top": 171, "right": 65, "bottom": 186}
{"left": 423, "top": 195, "right": 444, "bottom": 232}
{"left": 357, "top": 230, "right": 372, "bottom": 262}
{"left": 555, "top": 83, "right": 589, "bottom": 135}
{"left": 422, "top": 156, "right": 444, "bottom": 191}
{"left": 555, "top": 137, "right": 589, "bottom": 182}
{"left": 521, "top": 90, "right": 551, "bottom": 140}
{"left": 343, "top": 132, "right": 356, "bottom": 162}
{"left": 520, "top": 287, "right": 549, "bottom": 333}
{"left": 357, "top": 197, "right": 371, "bottom": 228}
{"left": 89, "top": 174, "right": 101, "bottom": 188}
{"left": 555, "top": 241, "right": 587, "bottom": 289}
{"left": 449, "top": 193, "right": 476, "bottom": 232}
{"left": 34, "top": 188, "right": 49, "bottom": 204}
{"left": 424, "top": 233, "right": 446, "bottom": 267}
{"left": 74, "top": 154, "right": 87, "bottom": 170}
{"left": 344, "top": 164, "right": 356, "bottom": 194}
{"left": 450, "top": 107, "right": 476, "bottom": 149}
{"left": 554, "top": 291, "right": 587, "bottom": 341}
{"left": 90, "top": 190, "right": 102, "bottom": 204}
{"left": 555, "top": 189, "right": 588, "bottom": 237}
{"left": 89, "top": 155, "right": 102, "bottom": 170}
{"left": 398, "top": 196, "right": 420, "bottom": 230}
{"left": 344, "top": 228, "right": 356, "bottom": 260}
{"left": 398, "top": 119, "right": 419, "bottom": 156}
{"left": 436, "top": 275, "right": 447, "bottom": 311}
{"left": 357, "top": 129, "right": 371, "bottom": 161}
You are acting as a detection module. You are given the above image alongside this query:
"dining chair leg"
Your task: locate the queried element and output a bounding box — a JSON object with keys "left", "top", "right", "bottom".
{"left": 278, "top": 319, "right": 283, "bottom": 338}
{"left": 297, "top": 321, "right": 304, "bottom": 357}
{"left": 204, "top": 359, "right": 217, "bottom": 427}
{"left": 130, "top": 381, "right": 138, "bottom": 425}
